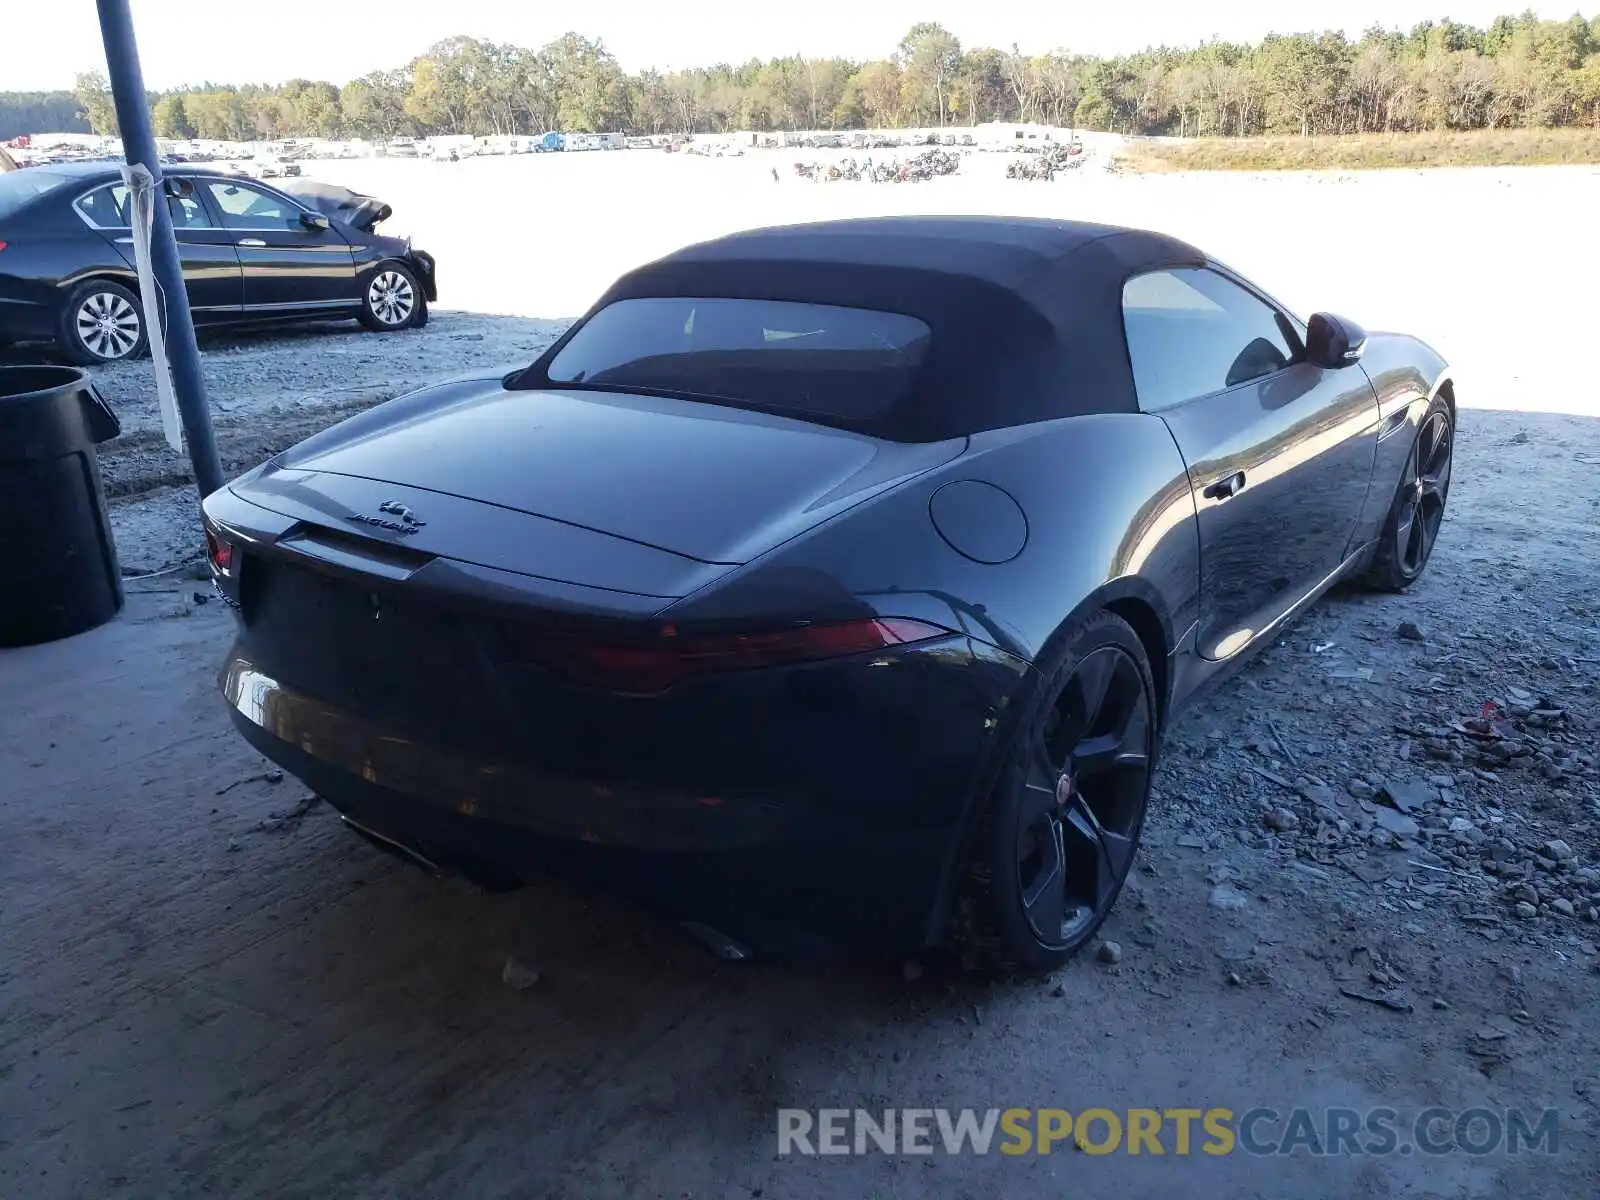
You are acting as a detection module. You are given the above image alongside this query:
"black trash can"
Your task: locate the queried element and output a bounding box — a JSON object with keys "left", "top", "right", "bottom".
{"left": 0, "top": 365, "right": 124, "bottom": 647}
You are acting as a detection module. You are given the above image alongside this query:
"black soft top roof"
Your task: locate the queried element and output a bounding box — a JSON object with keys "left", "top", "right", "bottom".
{"left": 544, "top": 216, "right": 1207, "bottom": 441}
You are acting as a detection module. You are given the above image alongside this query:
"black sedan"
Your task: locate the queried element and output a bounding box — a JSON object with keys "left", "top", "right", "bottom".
{"left": 203, "top": 216, "right": 1455, "bottom": 973}
{"left": 0, "top": 162, "right": 436, "bottom": 363}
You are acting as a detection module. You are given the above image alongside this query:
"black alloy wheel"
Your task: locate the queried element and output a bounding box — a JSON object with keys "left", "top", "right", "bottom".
{"left": 956, "top": 611, "right": 1157, "bottom": 975}
{"left": 1366, "top": 398, "right": 1453, "bottom": 591}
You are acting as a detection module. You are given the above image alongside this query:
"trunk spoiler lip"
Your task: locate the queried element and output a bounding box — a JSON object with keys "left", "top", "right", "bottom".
{"left": 243, "top": 465, "right": 739, "bottom": 566}
{"left": 213, "top": 478, "right": 697, "bottom": 612}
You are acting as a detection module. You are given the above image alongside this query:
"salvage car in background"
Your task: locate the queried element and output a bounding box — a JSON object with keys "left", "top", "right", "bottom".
{"left": 204, "top": 216, "right": 1455, "bottom": 974}
{"left": 0, "top": 162, "right": 435, "bottom": 363}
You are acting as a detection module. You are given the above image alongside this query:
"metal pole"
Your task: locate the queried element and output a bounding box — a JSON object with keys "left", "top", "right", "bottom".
{"left": 95, "top": 0, "right": 224, "bottom": 498}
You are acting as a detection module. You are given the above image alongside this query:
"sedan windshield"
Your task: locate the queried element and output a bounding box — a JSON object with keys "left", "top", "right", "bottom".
{"left": 542, "top": 297, "right": 932, "bottom": 424}
{"left": 0, "top": 169, "right": 75, "bottom": 218}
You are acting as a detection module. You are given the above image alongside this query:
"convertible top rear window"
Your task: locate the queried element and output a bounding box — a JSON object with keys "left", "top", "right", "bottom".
{"left": 0, "top": 169, "right": 74, "bottom": 218}
{"left": 542, "top": 297, "right": 932, "bottom": 425}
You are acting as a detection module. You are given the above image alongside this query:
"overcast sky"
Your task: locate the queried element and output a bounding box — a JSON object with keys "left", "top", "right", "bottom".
{"left": 12, "top": 0, "right": 1582, "bottom": 91}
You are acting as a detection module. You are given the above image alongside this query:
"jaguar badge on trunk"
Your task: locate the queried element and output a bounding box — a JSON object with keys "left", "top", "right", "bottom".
{"left": 348, "top": 500, "right": 426, "bottom": 535}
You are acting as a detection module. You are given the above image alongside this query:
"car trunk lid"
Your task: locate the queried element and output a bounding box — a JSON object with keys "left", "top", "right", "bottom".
{"left": 275, "top": 383, "right": 964, "bottom": 567}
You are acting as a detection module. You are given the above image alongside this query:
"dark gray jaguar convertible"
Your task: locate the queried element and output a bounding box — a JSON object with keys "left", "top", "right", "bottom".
{"left": 203, "top": 216, "right": 1455, "bottom": 973}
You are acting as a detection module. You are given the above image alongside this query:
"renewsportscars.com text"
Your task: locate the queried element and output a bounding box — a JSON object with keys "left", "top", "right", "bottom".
{"left": 776, "top": 1107, "right": 1561, "bottom": 1157}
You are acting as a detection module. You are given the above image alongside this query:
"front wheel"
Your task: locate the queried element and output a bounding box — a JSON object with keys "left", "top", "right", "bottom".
{"left": 1363, "top": 397, "right": 1453, "bottom": 591}
{"left": 953, "top": 611, "right": 1158, "bottom": 976}
{"left": 358, "top": 265, "right": 427, "bottom": 332}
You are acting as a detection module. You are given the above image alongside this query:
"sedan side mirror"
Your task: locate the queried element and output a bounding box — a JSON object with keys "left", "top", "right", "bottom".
{"left": 299, "top": 211, "right": 330, "bottom": 232}
{"left": 1305, "top": 312, "right": 1367, "bottom": 368}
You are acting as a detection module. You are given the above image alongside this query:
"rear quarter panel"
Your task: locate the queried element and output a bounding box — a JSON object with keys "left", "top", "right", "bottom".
{"left": 664, "top": 413, "right": 1201, "bottom": 672}
{"left": 0, "top": 199, "right": 135, "bottom": 334}
{"left": 663, "top": 412, "right": 1199, "bottom": 946}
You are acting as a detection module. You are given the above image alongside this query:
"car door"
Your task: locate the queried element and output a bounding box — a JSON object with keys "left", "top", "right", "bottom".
{"left": 71, "top": 180, "right": 242, "bottom": 320}
{"left": 200, "top": 178, "right": 357, "bottom": 313}
{"left": 161, "top": 178, "right": 242, "bottom": 319}
{"left": 1122, "top": 265, "right": 1379, "bottom": 662}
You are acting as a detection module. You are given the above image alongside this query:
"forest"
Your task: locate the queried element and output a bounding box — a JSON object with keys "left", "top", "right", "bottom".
{"left": 3, "top": 13, "right": 1598, "bottom": 143}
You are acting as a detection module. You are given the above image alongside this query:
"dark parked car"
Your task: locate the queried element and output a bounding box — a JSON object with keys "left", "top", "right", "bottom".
{"left": 204, "top": 216, "right": 1454, "bottom": 973}
{"left": 0, "top": 162, "right": 436, "bottom": 363}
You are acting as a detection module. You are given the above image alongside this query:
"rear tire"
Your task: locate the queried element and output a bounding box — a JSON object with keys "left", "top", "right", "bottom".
{"left": 58, "top": 280, "right": 147, "bottom": 365}
{"left": 358, "top": 264, "right": 426, "bottom": 332}
{"left": 952, "top": 611, "right": 1158, "bottom": 976}
{"left": 1363, "top": 397, "right": 1453, "bottom": 592}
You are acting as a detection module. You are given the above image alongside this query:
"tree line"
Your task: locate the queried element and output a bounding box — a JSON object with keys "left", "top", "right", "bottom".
{"left": 4, "top": 14, "right": 1598, "bottom": 145}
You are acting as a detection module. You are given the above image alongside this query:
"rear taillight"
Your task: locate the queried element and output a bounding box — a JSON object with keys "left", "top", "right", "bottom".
{"left": 517, "top": 617, "right": 952, "bottom": 695}
{"left": 0, "top": 241, "right": 8, "bottom": 252}
{"left": 205, "top": 527, "right": 235, "bottom": 574}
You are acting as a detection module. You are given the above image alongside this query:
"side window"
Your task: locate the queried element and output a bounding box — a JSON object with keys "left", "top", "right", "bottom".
{"left": 1122, "top": 268, "right": 1297, "bottom": 412}
{"left": 166, "top": 189, "right": 214, "bottom": 229}
{"left": 202, "top": 181, "right": 296, "bottom": 229}
{"left": 75, "top": 184, "right": 131, "bottom": 229}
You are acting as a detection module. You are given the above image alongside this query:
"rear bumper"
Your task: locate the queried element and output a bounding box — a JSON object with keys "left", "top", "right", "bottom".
{"left": 220, "top": 641, "right": 1025, "bottom": 957}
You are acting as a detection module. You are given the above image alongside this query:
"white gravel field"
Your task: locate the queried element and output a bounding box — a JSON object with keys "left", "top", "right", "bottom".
{"left": 299, "top": 146, "right": 1599, "bottom": 417}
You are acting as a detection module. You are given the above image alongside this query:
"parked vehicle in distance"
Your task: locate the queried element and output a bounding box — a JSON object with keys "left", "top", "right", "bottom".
{"left": 0, "top": 162, "right": 436, "bottom": 363}
{"left": 245, "top": 157, "right": 302, "bottom": 180}
{"left": 204, "top": 216, "right": 1455, "bottom": 974}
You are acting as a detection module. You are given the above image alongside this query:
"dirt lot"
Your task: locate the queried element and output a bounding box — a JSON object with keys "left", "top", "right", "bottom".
{"left": 2, "top": 155, "right": 1598, "bottom": 1197}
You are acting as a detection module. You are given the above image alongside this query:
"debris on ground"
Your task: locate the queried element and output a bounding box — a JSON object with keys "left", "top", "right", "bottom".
{"left": 1377, "top": 779, "right": 1434, "bottom": 814}
{"left": 1208, "top": 884, "right": 1251, "bottom": 911}
{"left": 254, "top": 794, "right": 319, "bottom": 833}
{"left": 502, "top": 956, "right": 541, "bottom": 990}
{"left": 217, "top": 769, "right": 285, "bottom": 795}
{"left": 1265, "top": 808, "right": 1301, "bottom": 832}
{"left": 1338, "top": 985, "right": 1416, "bottom": 1014}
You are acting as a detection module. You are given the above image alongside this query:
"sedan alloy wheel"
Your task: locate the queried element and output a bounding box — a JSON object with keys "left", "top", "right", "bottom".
{"left": 366, "top": 270, "right": 415, "bottom": 327}
{"left": 75, "top": 290, "right": 143, "bottom": 360}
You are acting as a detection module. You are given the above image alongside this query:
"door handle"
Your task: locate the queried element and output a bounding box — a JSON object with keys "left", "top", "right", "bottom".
{"left": 237, "top": 238, "right": 267, "bottom": 247}
{"left": 1204, "top": 471, "right": 1246, "bottom": 501}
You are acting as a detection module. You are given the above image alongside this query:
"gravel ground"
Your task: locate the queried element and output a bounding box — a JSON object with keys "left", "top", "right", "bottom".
{"left": 2, "top": 156, "right": 1598, "bottom": 1197}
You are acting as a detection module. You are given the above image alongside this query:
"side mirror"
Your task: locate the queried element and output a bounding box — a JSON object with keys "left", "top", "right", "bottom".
{"left": 299, "top": 211, "right": 330, "bottom": 232}
{"left": 1305, "top": 312, "right": 1367, "bottom": 368}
